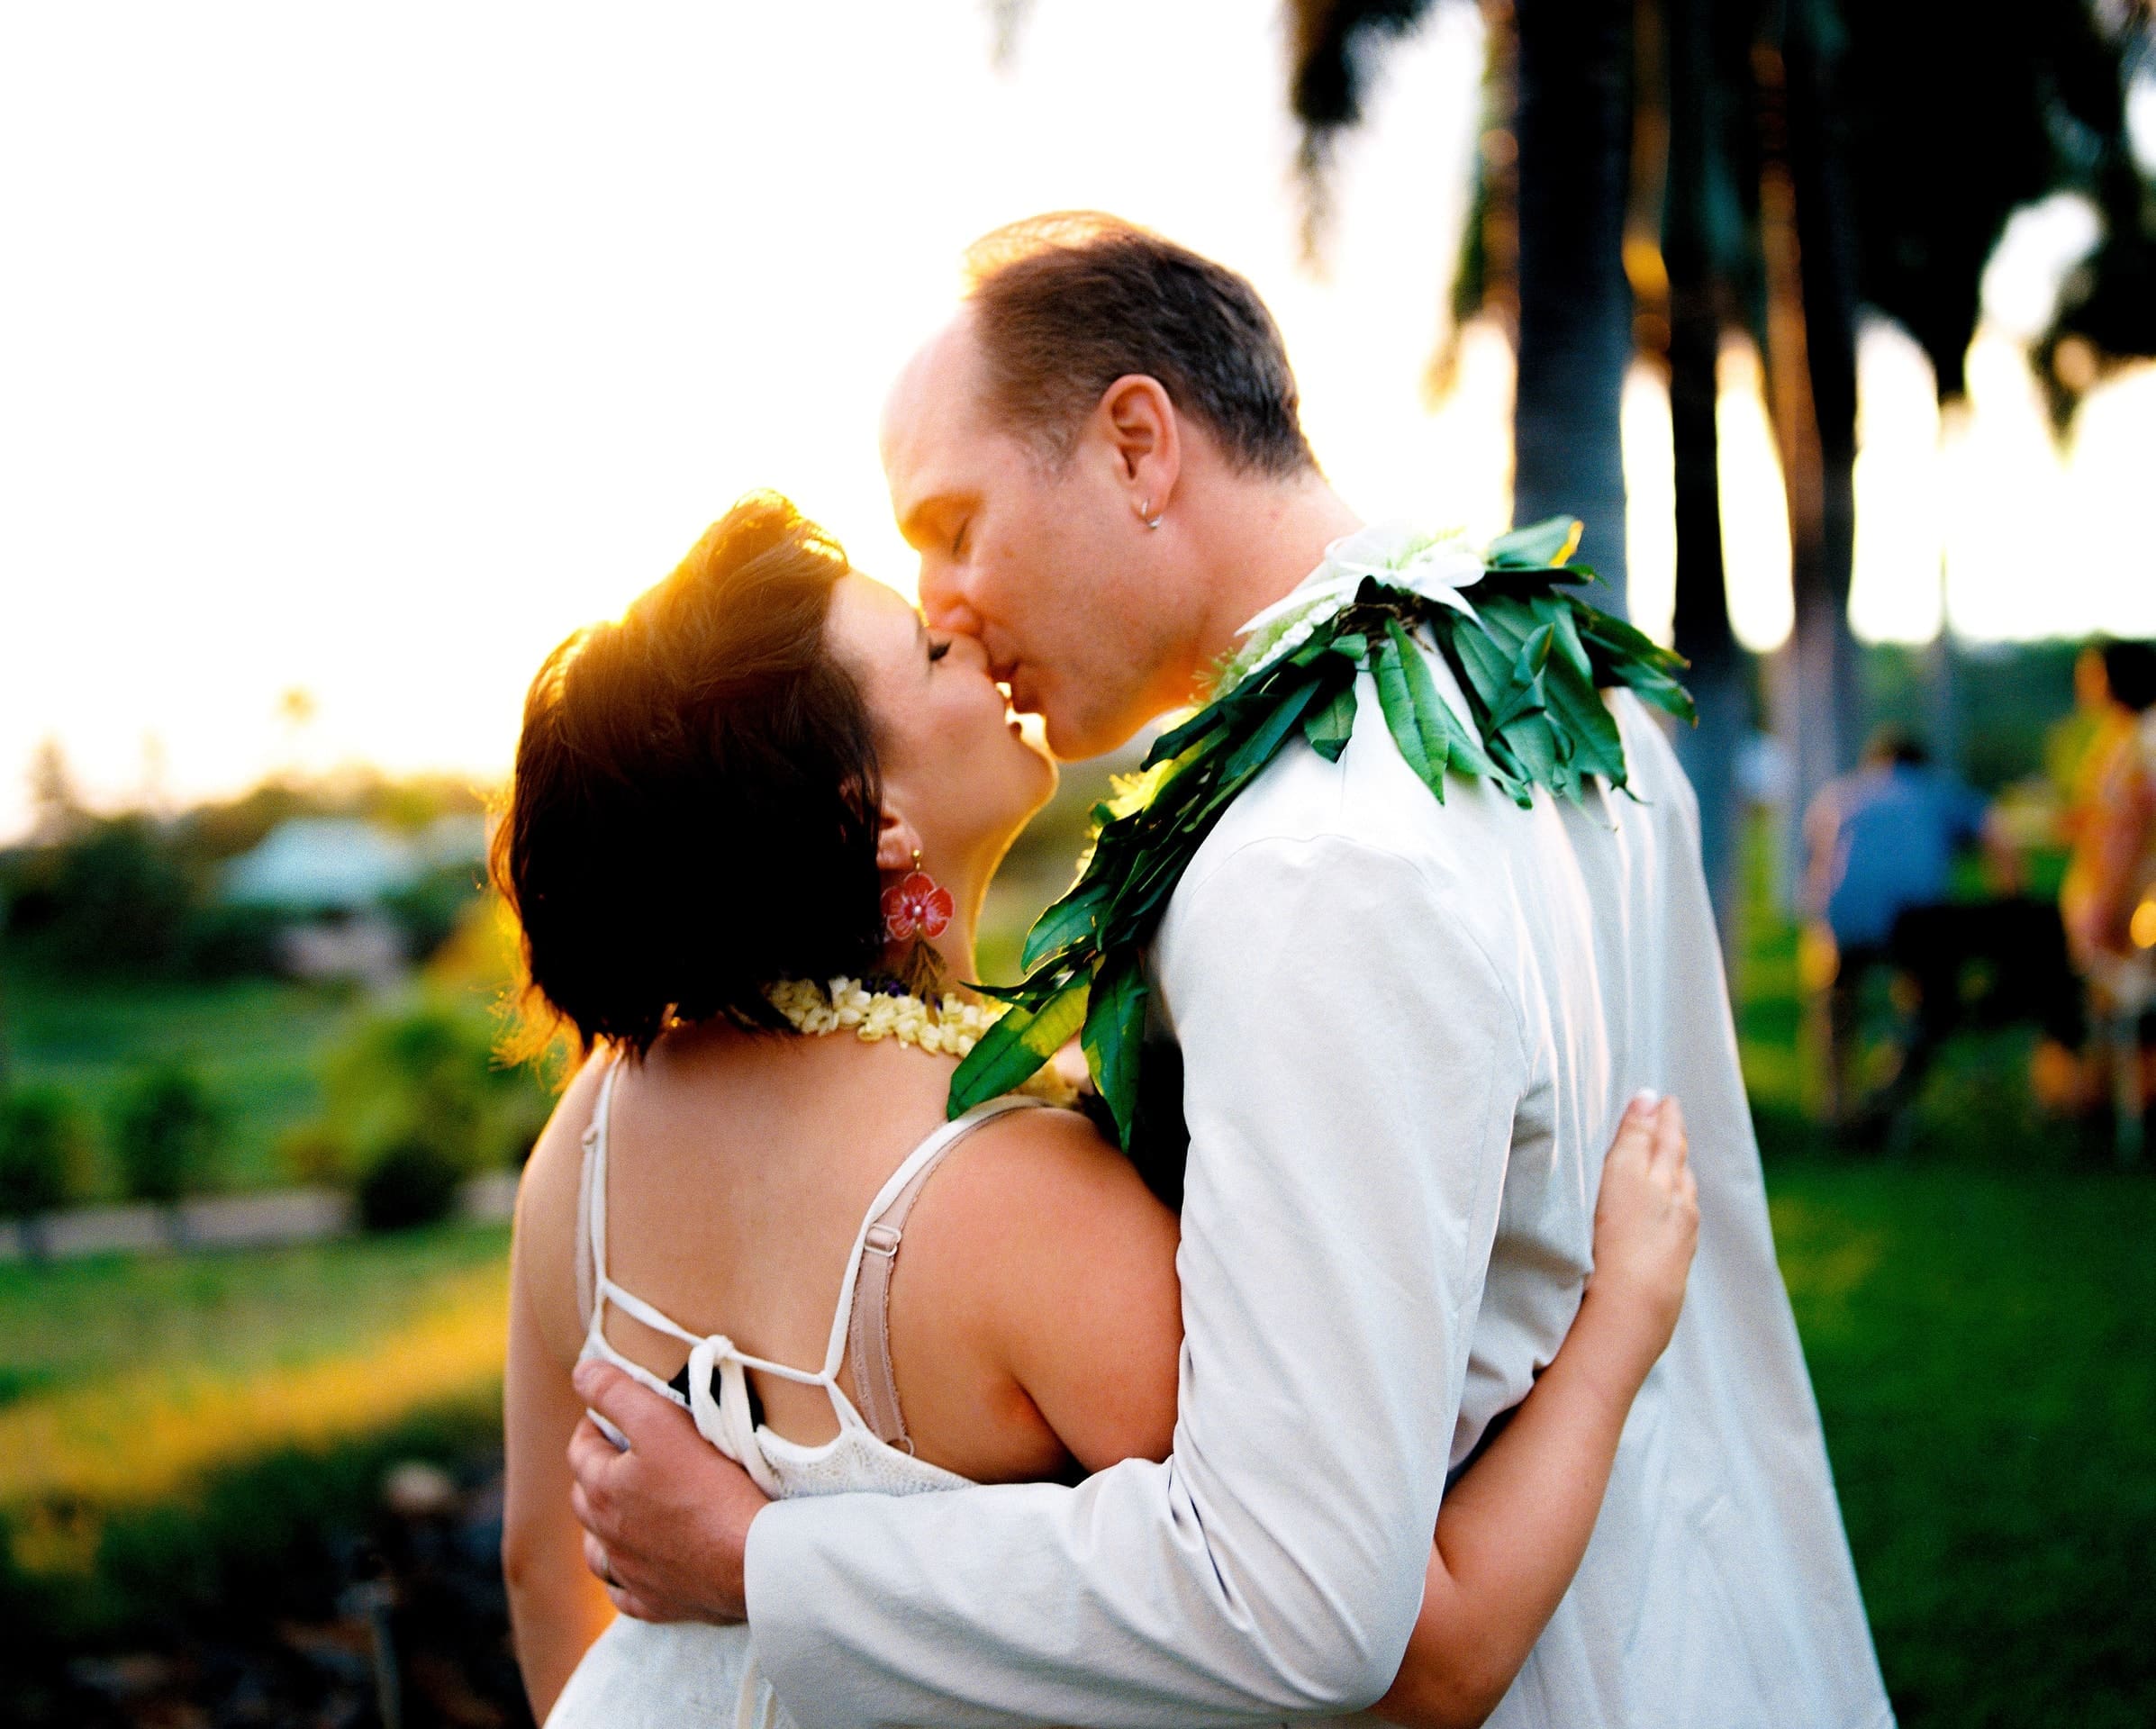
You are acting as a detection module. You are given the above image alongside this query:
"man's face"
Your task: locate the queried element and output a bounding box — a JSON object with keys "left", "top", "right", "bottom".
{"left": 881, "top": 314, "right": 1186, "bottom": 761}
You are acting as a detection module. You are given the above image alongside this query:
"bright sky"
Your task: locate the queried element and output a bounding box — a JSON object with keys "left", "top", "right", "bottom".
{"left": 3, "top": 2, "right": 2151, "bottom": 841}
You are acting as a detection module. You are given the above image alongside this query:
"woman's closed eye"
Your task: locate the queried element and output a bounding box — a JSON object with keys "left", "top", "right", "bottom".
{"left": 928, "top": 636, "right": 953, "bottom": 665}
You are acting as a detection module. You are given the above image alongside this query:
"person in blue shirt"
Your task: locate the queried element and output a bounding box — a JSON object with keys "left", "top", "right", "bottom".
{"left": 1806, "top": 728, "right": 1990, "bottom": 953}
{"left": 1803, "top": 727, "right": 2034, "bottom": 1131}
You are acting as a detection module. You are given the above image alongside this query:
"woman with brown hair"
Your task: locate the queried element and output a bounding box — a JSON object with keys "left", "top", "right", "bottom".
{"left": 498, "top": 492, "right": 1697, "bottom": 1728}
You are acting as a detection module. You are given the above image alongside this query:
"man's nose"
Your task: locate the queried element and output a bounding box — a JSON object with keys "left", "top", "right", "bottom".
{"left": 944, "top": 628, "right": 993, "bottom": 673}
{"left": 919, "top": 565, "right": 983, "bottom": 638}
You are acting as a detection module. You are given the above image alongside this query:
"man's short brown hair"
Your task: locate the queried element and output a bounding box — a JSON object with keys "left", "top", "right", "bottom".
{"left": 962, "top": 213, "right": 1317, "bottom": 478}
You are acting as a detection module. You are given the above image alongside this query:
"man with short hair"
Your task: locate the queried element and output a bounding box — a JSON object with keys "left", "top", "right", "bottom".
{"left": 571, "top": 213, "right": 1891, "bottom": 1729}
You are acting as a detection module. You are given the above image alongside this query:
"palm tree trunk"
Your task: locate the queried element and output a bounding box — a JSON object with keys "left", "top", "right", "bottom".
{"left": 1512, "top": 0, "right": 1635, "bottom": 613}
{"left": 1759, "top": 3, "right": 1862, "bottom": 886}
{"left": 1663, "top": 0, "right": 1748, "bottom": 962}
{"left": 1789, "top": 0, "right": 1861, "bottom": 761}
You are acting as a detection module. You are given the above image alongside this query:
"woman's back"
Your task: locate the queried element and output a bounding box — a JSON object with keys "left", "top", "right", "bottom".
{"left": 516, "top": 1025, "right": 1182, "bottom": 1495}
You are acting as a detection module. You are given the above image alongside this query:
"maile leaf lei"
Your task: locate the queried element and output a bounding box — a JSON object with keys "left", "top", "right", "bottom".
{"left": 947, "top": 517, "right": 1696, "bottom": 1146}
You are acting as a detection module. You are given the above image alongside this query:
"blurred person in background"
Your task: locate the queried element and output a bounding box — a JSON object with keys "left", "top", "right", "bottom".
{"left": 1803, "top": 726, "right": 2058, "bottom": 1133}
{"left": 2049, "top": 643, "right": 2136, "bottom": 799}
{"left": 2059, "top": 641, "right": 2156, "bottom": 1149}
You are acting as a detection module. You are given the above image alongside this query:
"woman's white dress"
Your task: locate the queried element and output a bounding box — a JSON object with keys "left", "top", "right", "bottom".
{"left": 547, "top": 1061, "right": 1044, "bottom": 1729}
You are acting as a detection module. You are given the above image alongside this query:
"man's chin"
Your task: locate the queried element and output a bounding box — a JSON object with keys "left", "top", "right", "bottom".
{"left": 1041, "top": 707, "right": 1150, "bottom": 764}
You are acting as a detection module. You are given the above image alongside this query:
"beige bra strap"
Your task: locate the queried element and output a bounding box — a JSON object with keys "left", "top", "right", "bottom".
{"left": 845, "top": 1147, "right": 954, "bottom": 1451}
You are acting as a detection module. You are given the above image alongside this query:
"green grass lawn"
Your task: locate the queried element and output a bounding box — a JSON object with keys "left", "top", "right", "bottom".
{"left": 0, "top": 1222, "right": 509, "bottom": 1415}
{"left": 1771, "top": 1160, "right": 2156, "bottom": 1727}
{"left": 1, "top": 1168, "right": 2147, "bottom": 1722}
{"left": 2, "top": 966, "right": 366, "bottom": 1194}
{"left": 0, "top": 1222, "right": 512, "bottom": 1655}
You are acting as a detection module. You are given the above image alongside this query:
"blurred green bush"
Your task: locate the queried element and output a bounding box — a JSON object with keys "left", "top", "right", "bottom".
{"left": 111, "top": 1063, "right": 223, "bottom": 1228}
{"left": 0, "top": 1088, "right": 94, "bottom": 1256}
{"left": 356, "top": 1133, "right": 468, "bottom": 1232}
{"left": 323, "top": 1004, "right": 548, "bottom": 1230}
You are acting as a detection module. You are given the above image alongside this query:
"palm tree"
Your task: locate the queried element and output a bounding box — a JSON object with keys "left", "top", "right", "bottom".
{"left": 1510, "top": 0, "right": 1635, "bottom": 610}
{"left": 1295, "top": 0, "right": 1635, "bottom": 612}
{"left": 1758, "top": 2, "right": 1862, "bottom": 877}
{"left": 1290, "top": 0, "right": 2155, "bottom": 942}
{"left": 1660, "top": 0, "right": 1753, "bottom": 955}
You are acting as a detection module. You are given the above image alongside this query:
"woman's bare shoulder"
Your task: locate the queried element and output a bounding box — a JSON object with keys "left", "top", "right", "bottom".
{"left": 902, "top": 1103, "right": 1184, "bottom": 1471}
{"left": 929, "top": 1103, "right": 1174, "bottom": 1243}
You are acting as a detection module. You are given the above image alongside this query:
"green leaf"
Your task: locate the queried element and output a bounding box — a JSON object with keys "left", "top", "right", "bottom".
{"left": 1081, "top": 955, "right": 1150, "bottom": 1147}
{"left": 1448, "top": 609, "right": 1517, "bottom": 708}
{"left": 1575, "top": 611, "right": 1698, "bottom": 725}
{"left": 1472, "top": 564, "right": 1587, "bottom": 597}
{"left": 1142, "top": 703, "right": 1230, "bottom": 770}
{"left": 1020, "top": 879, "right": 1112, "bottom": 973}
{"left": 1529, "top": 593, "right": 1595, "bottom": 684}
{"left": 947, "top": 974, "right": 1092, "bottom": 1117}
{"left": 1391, "top": 618, "right": 1499, "bottom": 785}
{"left": 1530, "top": 605, "right": 1627, "bottom": 792}
{"left": 1220, "top": 674, "right": 1327, "bottom": 783}
{"left": 1485, "top": 517, "right": 1583, "bottom": 570}
{"left": 1374, "top": 620, "right": 1449, "bottom": 800}
{"left": 964, "top": 978, "right": 1048, "bottom": 1005}
{"left": 1482, "top": 625, "right": 1555, "bottom": 735}
{"left": 1574, "top": 606, "right": 1689, "bottom": 676}
{"left": 1431, "top": 620, "right": 1530, "bottom": 803}
{"left": 1301, "top": 680, "right": 1359, "bottom": 763}
{"left": 1108, "top": 831, "right": 1203, "bottom": 929}
{"left": 1537, "top": 657, "right": 1627, "bottom": 790}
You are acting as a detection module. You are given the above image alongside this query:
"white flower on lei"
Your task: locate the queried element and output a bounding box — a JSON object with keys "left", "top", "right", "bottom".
{"left": 760, "top": 976, "right": 1075, "bottom": 1103}
{"left": 1222, "top": 521, "right": 1486, "bottom": 690}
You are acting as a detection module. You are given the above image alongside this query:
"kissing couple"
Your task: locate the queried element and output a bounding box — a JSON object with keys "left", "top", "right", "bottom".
{"left": 495, "top": 213, "right": 1891, "bottom": 1729}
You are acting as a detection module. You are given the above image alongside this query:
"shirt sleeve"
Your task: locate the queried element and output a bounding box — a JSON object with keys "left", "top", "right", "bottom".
{"left": 742, "top": 834, "right": 1529, "bottom": 1729}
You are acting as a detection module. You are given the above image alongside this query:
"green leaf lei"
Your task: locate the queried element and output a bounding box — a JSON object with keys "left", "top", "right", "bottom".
{"left": 947, "top": 517, "right": 1697, "bottom": 1146}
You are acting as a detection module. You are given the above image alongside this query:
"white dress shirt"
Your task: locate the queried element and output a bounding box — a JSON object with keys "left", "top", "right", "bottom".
{"left": 742, "top": 629, "right": 1893, "bottom": 1729}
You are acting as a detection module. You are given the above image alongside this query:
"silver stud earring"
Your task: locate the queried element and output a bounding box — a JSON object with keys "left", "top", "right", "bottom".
{"left": 1141, "top": 499, "right": 1163, "bottom": 530}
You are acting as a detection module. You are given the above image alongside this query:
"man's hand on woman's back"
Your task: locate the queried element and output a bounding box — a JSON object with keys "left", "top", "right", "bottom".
{"left": 567, "top": 1360, "right": 767, "bottom": 1625}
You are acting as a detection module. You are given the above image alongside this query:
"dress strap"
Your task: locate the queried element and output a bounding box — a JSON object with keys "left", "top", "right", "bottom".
{"left": 575, "top": 1055, "right": 626, "bottom": 1339}
{"left": 839, "top": 1094, "right": 1049, "bottom": 1448}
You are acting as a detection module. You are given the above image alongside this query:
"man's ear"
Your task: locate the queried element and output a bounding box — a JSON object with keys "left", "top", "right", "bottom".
{"left": 874, "top": 804, "right": 924, "bottom": 874}
{"left": 1095, "top": 374, "right": 1182, "bottom": 525}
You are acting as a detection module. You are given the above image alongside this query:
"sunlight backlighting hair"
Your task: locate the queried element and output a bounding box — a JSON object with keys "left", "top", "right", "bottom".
{"left": 961, "top": 211, "right": 1318, "bottom": 478}
{"left": 490, "top": 493, "right": 887, "bottom": 1064}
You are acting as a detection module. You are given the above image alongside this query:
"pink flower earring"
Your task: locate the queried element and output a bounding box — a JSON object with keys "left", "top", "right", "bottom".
{"left": 882, "top": 852, "right": 955, "bottom": 943}
{"left": 881, "top": 850, "right": 954, "bottom": 999}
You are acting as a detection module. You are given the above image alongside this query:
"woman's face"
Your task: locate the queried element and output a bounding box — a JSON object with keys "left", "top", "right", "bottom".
{"left": 825, "top": 572, "right": 1057, "bottom": 882}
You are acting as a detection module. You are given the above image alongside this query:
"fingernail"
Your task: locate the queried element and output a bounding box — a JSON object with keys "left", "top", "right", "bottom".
{"left": 1631, "top": 1087, "right": 1662, "bottom": 1110}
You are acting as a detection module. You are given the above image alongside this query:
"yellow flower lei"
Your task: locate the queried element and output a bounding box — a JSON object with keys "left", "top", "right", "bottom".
{"left": 764, "top": 977, "right": 1079, "bottom": 1107}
